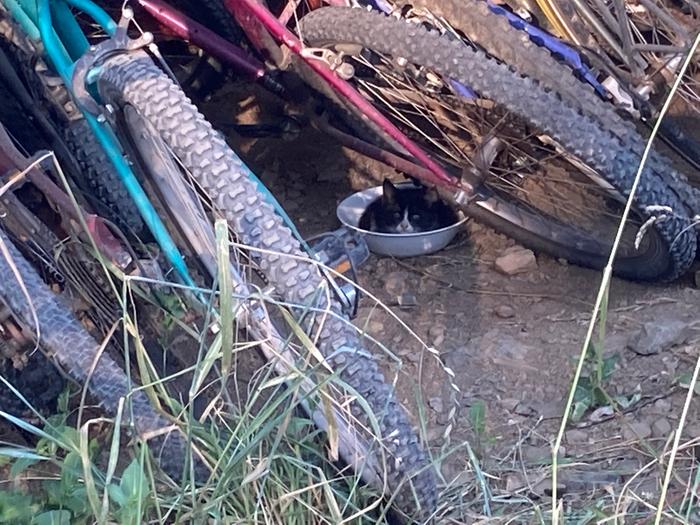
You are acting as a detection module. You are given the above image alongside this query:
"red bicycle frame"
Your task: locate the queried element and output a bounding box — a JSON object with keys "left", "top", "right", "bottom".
{"left": 137, "top": 0, "right": 475, "bottom": 195}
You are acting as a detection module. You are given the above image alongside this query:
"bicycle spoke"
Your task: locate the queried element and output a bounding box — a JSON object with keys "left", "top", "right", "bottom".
{"left": 340, "top": 45, "right": 645, "bottom": 252}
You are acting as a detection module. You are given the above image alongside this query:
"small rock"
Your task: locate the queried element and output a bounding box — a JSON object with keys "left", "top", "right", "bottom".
{"left": 405, "top": 352, "right": 421, "bottom": 364}
{"left": 428, "top": 324, "right": 446, "bottom": 347}
{"left": 494, "top": 305, "right": 516, "bottom": 319}
{"left": 565, "top": 429, "right": 588, "bottom": 444}
{"left": 653, "top": 398, "right": 672, "bottom": 414}
{"left": 531, "top": 478, "right": 567, "bottom": 497}
{"left": 533, "top": 400, "right": 567, "bottom": 419}
{"left": 522, "top": 445, "right": 565, "bottom": 463}
{"left": 684, "top": 422, "right": 700, "bottom": 439}
{"left": 505, "top": 473, "right": 526, "bottom": 492}
{"left": 397, "top": 293, "right": 417, "bottom": 307}
{"left": 425, "top": 426, "right": 443, "bottom": 444}
{"left": 484, "top": 333, "right": 531, "bottom": 366}
{"left": 513, "top": 403, "right": 537, "bottom": 417}
{"left": 557, "top": 257, "right": 568, "bottom": 266}
{"left": 429, "top": 397, "right": 444, "bottom": 413}
{"left": 502, "top": 244, "right": 522, "bottom": 255}
{"left": 652, "top": 418, "right": 672, "bottom": 438}
{"left": 443, "top": 346, "right": 470, "bottom": 369}
{"left": 368, "top": 320, "right": 384, "bottom": 333}
{"left": 522, "top": 445, "right": 553, "bottom": 464}
{"left": 383, "top": 271, "right": 410, "bottom": 296}
{"left": 588, "top": 405, "right": 614, "bottom": 422}
{"left": 622, "top": 421, "right": 652, "bottom": 441}
{"left": 494, "top": 247, "right": 537, "bottom": 276}
{"left": 499, "top": 397, "right": 520, "bottom": 412}
{"left": 627, "top": 320, "right": 692, "bottom": 355}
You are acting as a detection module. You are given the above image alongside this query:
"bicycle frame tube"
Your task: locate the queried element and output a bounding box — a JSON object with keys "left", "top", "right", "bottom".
{"left": 224, "top": 0, "right": 459, "bottom": 189}
{"left": 137, "top": 0, "right": 457, "bottom": 187}
{"left": 50, "top": 0, "right": 90, "bottom": 61}
{"left": 3, "top": 0, "right": 40, "bottom": 39}
{"left": 137, "top": 0, "right": 267, "bottom": 80}
{"left": 66, "top": 0, "right": 117, "bottom": 33}
{"left": 6, "top": 0, "right": 197, "bottom": 289}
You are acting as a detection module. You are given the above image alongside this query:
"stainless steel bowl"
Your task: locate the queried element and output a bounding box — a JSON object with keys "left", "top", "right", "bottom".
{"left": 336, "top": 184, "right": 466, "bottom": 257}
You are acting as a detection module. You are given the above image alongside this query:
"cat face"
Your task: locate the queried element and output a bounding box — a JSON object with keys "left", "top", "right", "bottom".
{"left": 373, "top": 179, "right": 444, "bottom": 234}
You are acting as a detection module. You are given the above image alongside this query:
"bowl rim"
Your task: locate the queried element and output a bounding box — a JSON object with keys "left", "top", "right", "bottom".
{"left": 337, "top": 183, "right": 468, "bottom": 238}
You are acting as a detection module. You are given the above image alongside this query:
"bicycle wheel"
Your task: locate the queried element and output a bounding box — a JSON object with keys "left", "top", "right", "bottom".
{"left": 95, "top": 50, "right": 437, "bottom": 521}
{"left": 300, "top": 7, "right": 696, "bottom": 281}
{"left": 0, "top": 227, "right": 204, "bottom": 482}
{"left": 401, "top": 0, "right": 700, "bottom": 192}
{"left": 0, "top": 8, "right": 143, "bottom": 233}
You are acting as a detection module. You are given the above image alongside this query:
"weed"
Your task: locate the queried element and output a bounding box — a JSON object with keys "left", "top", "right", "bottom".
{"left": 570, "top": 341, "right": 620, "bottom": 422}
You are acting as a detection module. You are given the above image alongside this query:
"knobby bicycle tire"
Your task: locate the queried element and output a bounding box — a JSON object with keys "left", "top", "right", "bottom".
{"left": 0, "top": 228, "right": 204, "bottom": 482}
{"left": 300, "top": 7, "right": 696, "bottom": 281}
{"left": 95, "top": 51, "right": 437, "bottom": 521}
{"left": 397, "top": 0, "right": 700, "bottom": 214}
{"left": 0, "top": 8, "right": 143, "bottom": 232}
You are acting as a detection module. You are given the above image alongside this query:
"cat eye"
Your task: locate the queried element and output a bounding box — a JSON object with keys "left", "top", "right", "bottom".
{"left": 411, "top": 214, "right": 421, "bottom": 220}
{"left": 393, "top": 212, "right": 401, "bottom": 219}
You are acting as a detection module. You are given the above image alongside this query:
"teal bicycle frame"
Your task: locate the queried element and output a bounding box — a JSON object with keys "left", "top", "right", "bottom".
{"left": 3, "top": 0, "right": 197, "bottom": 287}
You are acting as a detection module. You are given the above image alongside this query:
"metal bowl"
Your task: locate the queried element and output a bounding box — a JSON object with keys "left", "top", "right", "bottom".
{"left": 336, "top": 183, "right": 466, "bottom": 257}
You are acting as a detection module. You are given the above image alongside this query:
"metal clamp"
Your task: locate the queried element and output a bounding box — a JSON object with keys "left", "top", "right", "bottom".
{"left": 71, "top": 7, "right": 154, "bottom": 115}
{"left": 300, "top": 47, "right": 355, "bottom": 80}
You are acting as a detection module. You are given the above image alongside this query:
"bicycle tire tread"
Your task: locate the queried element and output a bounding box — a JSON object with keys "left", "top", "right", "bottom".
{"left": 300, "top": 6, "right": 696, "bottom": 281}
{"left": 0, "top": 229, "right": 198, "bottom": 482}
{"left": 403, "top": 0, "right": 700, "bottom": 215}
{"left": 96, "top": 52, "right": 437, "bottom": 520}
{"left": 0, "top": 9, "right": 143, "bottom": 232}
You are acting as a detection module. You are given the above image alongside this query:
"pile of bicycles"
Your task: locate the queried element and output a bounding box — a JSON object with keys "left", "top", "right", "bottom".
{"left": 0, "top": 0, "right": 698, "bottom": 522}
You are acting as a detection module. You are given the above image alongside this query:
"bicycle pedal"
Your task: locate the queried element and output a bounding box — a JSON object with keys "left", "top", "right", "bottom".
{"left": 309, "top": 227, "right": 369, "bottom": 318}
{"left": 310, "top": 227, "right": 370, "bottom": 269}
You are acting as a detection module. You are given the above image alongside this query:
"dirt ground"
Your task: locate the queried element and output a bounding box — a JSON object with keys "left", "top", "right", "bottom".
{"left": 200, "top": 83, "right": 700, "bottom": 521}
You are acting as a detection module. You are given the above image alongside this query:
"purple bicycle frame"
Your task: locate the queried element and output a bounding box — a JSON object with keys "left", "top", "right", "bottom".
{"left": 137, "top": 0, "right": 465, "bottom": 192}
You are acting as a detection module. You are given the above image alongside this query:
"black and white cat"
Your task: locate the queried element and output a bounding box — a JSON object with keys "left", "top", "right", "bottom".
{"left": 359, "top": 179, "right": 456, "bottom": 234}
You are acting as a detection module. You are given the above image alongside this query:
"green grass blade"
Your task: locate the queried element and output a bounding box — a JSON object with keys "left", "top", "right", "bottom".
{"left": 216, "top": 219, "right": 234, "bottom": 391}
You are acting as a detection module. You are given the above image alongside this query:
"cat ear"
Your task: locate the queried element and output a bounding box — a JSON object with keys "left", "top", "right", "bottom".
{"left": 424, "top": 186, "right": 439, "bottom": 205}
{"left": 382, "top": 179, "right": 399, "bottom": 205}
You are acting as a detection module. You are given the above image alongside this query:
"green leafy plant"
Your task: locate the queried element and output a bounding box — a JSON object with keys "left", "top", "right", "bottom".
{"left": 107, "top": 459, "right": 150, "bottom": 525}
{"left": 0, "top": 490, "right": 38, "bottom": 523}
{"left": 571, "top": 342, "right": 641, "bottom": 422}
{"left": 571, "top": 341, "right": 619, "bottom": 422}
